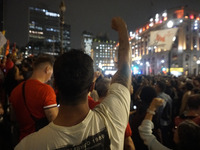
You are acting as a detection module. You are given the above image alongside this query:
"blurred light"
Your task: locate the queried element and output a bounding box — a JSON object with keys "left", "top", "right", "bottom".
{"left": 98, "top": 63, "right": 102, "bottom": 69}
{"left": 179, "top": 46, "right": 183, "bottom": 50}
{"left": 179, "top": 19, "right": 183, "bottom": 23}
{"left": 194, "top": 45, "right": 197, "bottom": 48}
{"left": 162, "top": 12, "right": 167, "bottom": 17}
{"left": 162, "top": 67, "right": 166, "bottom": 71}
{"left": 150, "top": 18, "right": 153, "bottom": 22}
{"left": 173, "top": 36, "right": 176, "bottom": 41}
{"left": 149, "top": 22, "right": 154, "bottom": 27}
{"left": 190, "top": 14, "right": 194, "bottom": 19}
{"left": 167, "top": 20, "right": 174, "bottom": 28}
{"left": 140, "top": 63, "right": 143, "bottom": 66}
{"left": 185, "top": 16, "right": 188, "bottom": 19}
{"left": 146, "top": 61, "right": 150, "bottom": 66}
{"left": 197, "top": 60, "right": 200, "bottom": 64}
{"left": 164, "top": 17, "right": 167, "bottom": 21}
{"left": 155, "top": 18, "right": 159, "bottom": 23}
{"left": 105, "top": 70, "right": 117, "bottom": 75}
{"left": 133, "top": 66, "right": 139, "bottom": 74}
{"left": 155, "top": 13, "right": 159, "bottom": 18}
{"left": 161, "top": 60, "right": 165, "bottom": 63}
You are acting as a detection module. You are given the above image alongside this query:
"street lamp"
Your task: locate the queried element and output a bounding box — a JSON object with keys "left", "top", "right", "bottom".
{"left": 59, "top": 1, "right": 66, "bottom": 55}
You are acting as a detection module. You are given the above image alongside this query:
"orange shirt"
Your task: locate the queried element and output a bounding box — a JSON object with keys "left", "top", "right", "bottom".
{"left": 10, "top": 79, "right": 57, "bottom": 140}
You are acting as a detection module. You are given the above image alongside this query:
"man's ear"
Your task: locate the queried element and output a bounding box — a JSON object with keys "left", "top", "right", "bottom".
{"left": 45, "top": 65, "right": 51, "bottom": 74}
{"left": 88, "top": 82, "right": 95, "bottom": 92}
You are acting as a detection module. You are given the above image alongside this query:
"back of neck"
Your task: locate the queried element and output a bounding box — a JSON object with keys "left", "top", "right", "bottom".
{"left": 53, "top": 102, "right": 90, "bottom": 127}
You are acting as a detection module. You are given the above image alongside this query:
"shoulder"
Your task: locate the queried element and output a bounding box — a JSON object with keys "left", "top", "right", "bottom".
{"left": 9, "top": 82, "right": 24, "bottom": 99}
{"left": 15, "top": 125, "right": 54, "bottom": 150}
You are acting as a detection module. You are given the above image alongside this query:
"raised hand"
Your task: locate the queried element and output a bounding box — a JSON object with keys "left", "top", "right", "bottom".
{"left": 111, "top": 17, "right": 127, "bottom": 32}
{"left": 149, "top": 98, "right": 164, "bottom": 111}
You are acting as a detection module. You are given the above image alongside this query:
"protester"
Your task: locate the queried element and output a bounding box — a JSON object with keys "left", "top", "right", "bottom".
{"left": 5, "top": 54, "right": 14, "bottom": 74}
{"left": 15, "top": 17, "right": 131, "bottom": 150}
{"left": 154, "top": 80, "right": 173, "bottom": 148}
{"left": 4, "top": 65, "right": 24, "bottom": 96}
{"left": 130, "top": 86, "right": 160, "bottom": 150}
{"left": 94, "top": 77, "right": 135, "bottom": 150}
{"left": 9, "top": 54, "right": 58, "bottom": 141}
{"left": 139, "top": 98, "right": 200, "bottom": 150}
{"left": 175, "top": 94, "right": 200, "bottom": 126}
{"left": 179, "top": 82, "right": 193, "bottom": 115}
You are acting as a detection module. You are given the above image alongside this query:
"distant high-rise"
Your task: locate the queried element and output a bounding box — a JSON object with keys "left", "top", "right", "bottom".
{"left": 81, "top": 31, "right": 93, "bottom": 55}
{"left": 91, "top": 34, "right": 117, "bottom": 74}
{"left": 28, "top": 6, "right": 70, "bottom": 55}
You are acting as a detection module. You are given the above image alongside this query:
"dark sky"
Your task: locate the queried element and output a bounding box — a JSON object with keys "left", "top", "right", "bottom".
{"left": 4, "top": 0, "right": 200, "bottom": 49}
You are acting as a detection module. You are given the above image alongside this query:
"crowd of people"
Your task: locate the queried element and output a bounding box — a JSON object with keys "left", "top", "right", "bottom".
{"left": 0, "top": 17, "right": 200, "bottom": 150}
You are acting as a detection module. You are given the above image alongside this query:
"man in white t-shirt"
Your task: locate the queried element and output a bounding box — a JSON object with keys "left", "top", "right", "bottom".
{"left": 15, "top": 17, "right": 131, "bottom": 150}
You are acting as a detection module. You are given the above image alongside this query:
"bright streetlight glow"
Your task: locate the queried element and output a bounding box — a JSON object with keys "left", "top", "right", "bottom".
{"left": 167, "top": 20, "right": 173, "bottom": 28}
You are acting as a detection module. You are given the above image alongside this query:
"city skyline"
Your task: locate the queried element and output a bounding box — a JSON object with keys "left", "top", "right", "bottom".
{"left": 3, "top": 0, "right": 200, "bottom": 49}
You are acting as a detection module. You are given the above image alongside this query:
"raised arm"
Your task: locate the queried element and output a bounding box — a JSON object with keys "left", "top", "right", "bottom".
{"left": 111, "top": 17, "right": 131, "bottom": 89}
{"left": 138, "top": 98, "right": 171, "bottom": 150}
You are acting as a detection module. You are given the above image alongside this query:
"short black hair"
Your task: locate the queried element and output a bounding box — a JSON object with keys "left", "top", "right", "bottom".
{"left": 140, "top": 86, "right": 157, "bottom": 104}
{"left": 54, "top": 49, "right": 94, "bottom": 105}
{"left": 33, "top": 54, "right": 54, "bottom": 69}
{"left": 185, "top": 82, "right": 193, "bottom": 91}
{"left": 187, "top": 94, "right": 200, "bottom": 110}
{"left": 156, "top": 81, "right": 166, "bottom": 92}
{"left": 178, "top": 120, "right": 200, "bottom": 150}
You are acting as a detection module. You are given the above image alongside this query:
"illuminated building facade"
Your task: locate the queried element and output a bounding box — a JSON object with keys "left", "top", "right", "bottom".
{"left": 91, "top": 35, "right": 117, "bottom": 75}
{"left": 28, "top": 6, "right": 70, "bottom": 55}
{"left": 129, "top": 6, "right": 200, "bottom": 76}
{"left": 81, "top": 31, "right": 93, "bottom": 56}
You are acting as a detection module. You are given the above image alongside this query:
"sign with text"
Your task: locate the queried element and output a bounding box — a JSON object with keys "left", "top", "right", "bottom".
{"left": 149, "top": 28, "right": 178, "bottom": 50}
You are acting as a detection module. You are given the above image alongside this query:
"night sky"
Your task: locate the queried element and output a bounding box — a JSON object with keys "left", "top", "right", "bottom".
{"left": 4, "top": 0, "right": 200, "bottom": 49}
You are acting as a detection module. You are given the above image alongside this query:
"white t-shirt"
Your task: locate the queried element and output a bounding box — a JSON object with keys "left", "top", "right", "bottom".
{"left": 15, "top": 83, "right": 130, "bottom": 150}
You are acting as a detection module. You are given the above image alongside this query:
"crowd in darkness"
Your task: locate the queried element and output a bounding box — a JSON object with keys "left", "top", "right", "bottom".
{"left": 0, "top": 17, "right": 200, "bottom": 150}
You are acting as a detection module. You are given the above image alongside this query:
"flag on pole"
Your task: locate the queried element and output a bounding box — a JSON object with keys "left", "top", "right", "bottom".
{"left": 148, "top": 28, "right": 178, "bottom": 50}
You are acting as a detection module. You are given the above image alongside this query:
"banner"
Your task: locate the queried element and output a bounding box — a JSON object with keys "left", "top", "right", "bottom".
{"left": 149, "top": 28, "right": 178, "bottom": 50}
{"left": 0, "top": 32, "right": 7, "bottom": 49}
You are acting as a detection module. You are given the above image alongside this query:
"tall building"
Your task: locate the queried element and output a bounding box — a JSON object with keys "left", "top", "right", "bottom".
{"left": 81, "top": 31, "right": 93, "bottom": 56}
{"left": 28, "top": 6, "right": 70, "bottom": 55}
{"left": 128, "top": 6, "right": 200, "bottom": 76}
{"left": 91, "top": 34, "right": 117, "bottom": 74}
